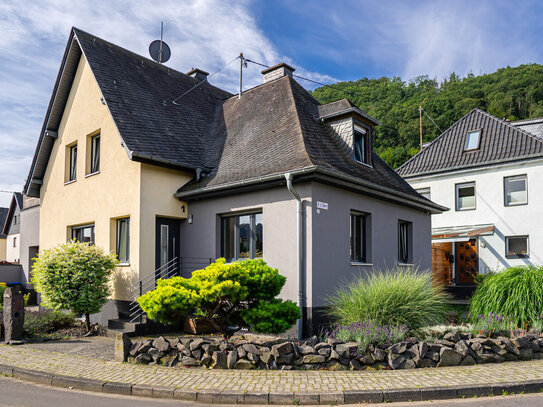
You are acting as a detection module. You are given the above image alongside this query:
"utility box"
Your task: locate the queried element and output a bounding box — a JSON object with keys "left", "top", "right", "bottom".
{"left": 3, "top": 285, "right": 24, "bottom": 343}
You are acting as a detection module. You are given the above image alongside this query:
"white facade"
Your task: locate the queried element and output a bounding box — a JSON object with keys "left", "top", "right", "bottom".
{"left": 408, "top": 158, "right": 543, "bottom": 274}
{"left": 6, "top": 233, "right": 20, "bottom": 263}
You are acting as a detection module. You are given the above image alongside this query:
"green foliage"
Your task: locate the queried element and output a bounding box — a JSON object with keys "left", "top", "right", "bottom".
{"left": 0, "top": 283, "right": 6, "bottom": 311}
{"left": 312, "top": 64, "right": 543, "bottom": 168}
{"left": 138, "top": 258, "right": 299, "bottom": 338}
{"left": 327, "top": 268, "right": 451, "bottom": 330}
{"left": 469, "top": 265, "right": 543, "bottom": 326}
{"left": 31, "top": 241, "right": 118, "bottom": 329}
{"left": 24, "top": 310, "right": 77, "bottom": 337}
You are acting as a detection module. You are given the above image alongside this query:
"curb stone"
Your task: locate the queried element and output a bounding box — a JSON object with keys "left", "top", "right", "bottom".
{"left": 2, "top": 362, "right": 543, "bottom": 404}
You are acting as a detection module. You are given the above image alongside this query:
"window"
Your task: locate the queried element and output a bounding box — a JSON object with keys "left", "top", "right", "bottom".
{"left": 68, "top": 144, "right": 77, "bottom": 182}
{"left": 221, "top": 212, "right": 262, "bottom": 260}
{"left": 465, "top": 130, "right": 480, "bottom": 150}
{"left": 350, "top": 212, "right": 368, "bottom": 263}
{"left": 71, "top": 224, "right": 95, "bottom": 244}
{"left": 13, "top": 237, "right": 17, "bottom": 248}
{"left": 353, "top": 124, "right": 369, "bottom": 164}
{"left": 505, "top": 236, "right": 529, "bottom": 258}
{"left": 416, "top": 187, "right": 431, "bottom": 200}
{"left": 116, "top": 218, "right": 129, "bottom": 263}
{"left": 398, "top": 221, "right": 412, "bottom": 264}
{"left": 504, "top": 175, "right": 527, "bottom": 206}
{"left": 456, "top": 182, "right": 476, "bottom": 211}
{"left": 90, "top": 134, "right": 100, "bottom": 174}
{"left": 13, "top": 215, "right": 17, "bottom": 225}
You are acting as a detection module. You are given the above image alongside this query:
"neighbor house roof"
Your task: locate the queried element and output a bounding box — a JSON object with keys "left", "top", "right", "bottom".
{"left": 24, "top": 27, "right": 445, "bottom": 214}
{"left": 1, "top": 192, "right": 23, "bottom": 236}
{"left": 511, "top": 117, "right": 543, "bottom": 139}
{"left": 0, "top": 208, "right": 8, "bottom": 239}
{"left": 397, "top": 109, "right": 543, "bottom": 178}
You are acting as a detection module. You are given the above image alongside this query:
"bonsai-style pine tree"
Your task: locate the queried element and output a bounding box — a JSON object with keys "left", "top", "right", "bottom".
{"left": 31, "top": 241, "right": 118, "bottom": 330}
{"left": 138, "top": 258, "right": 300, "bottom": 338}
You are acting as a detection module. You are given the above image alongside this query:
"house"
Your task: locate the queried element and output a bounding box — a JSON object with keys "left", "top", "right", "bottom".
{"left": 398, "top": 109, "right": 543, "bottom": 298}
{"left": 2, "top": 192, "right": 23, "bottom": 264}
{"left": 0, "top": 207, "right": 8, "bottom": 261}
{"left": 24, "top": 28, "right": 444, "bottom": 335}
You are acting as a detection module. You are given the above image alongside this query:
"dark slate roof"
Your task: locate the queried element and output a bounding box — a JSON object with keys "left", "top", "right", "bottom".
{"left": 317, "top": 98, "right": 381, "bottom": 125}
{"left": 0, "top": 208, "right": 8, "bottom": 239}
{"left": 397, "top": 109, "right": 543, "bottom": 178}
{"left": 14, "top": 192, "right": 23, "bottom": 210}
{"left": 511, "top": 117, "right": 543, "bottom": 139}
{"left": 176, "top": 75, "right": 441, "bottom": 212}
{"left": 1, "top": 193, "right": 23, "bottom": 236}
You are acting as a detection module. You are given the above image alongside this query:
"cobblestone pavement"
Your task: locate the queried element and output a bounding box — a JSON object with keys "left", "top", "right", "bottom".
{"left": 1, "top": 343, "right": 543, "bottom": 394}
{"left": 23, "top": 337, "right": 115, "bottom": 361}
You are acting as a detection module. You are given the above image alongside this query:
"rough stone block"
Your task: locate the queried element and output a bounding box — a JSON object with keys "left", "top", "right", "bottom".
{"left": 114, "top": 332, "right": 132, "bottom": 362}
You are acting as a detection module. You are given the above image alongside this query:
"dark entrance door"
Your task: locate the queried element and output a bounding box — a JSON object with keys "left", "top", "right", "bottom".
{"left": 456, "top": 238, "right": 478, "bottom": 284}
{"left": 155, "top": 217, "right": 181, "bottom": 280}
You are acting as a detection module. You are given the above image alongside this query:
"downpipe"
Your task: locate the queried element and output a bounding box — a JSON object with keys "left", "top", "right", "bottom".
{"left": 284, "top": 172, "right": 304, "bottom": 339}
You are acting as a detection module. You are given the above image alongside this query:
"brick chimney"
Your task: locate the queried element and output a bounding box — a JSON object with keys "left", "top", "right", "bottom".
{"left": 186, "top": 68, "right": 209, "bottom": 82}
{"left": 261, "top": 62, "right": 295, "bottom": 83}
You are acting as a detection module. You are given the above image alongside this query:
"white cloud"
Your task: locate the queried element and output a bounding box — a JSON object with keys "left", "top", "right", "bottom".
{"left": 0, "top": 0, "right": 330, "bottom": 207}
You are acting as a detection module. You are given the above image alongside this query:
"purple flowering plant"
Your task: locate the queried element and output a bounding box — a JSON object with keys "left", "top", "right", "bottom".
{"left": 321, "top": 321, "right": 408, "bottom": 350}
{"left": 470, "top": 312, "right": 514, "bottom": 337}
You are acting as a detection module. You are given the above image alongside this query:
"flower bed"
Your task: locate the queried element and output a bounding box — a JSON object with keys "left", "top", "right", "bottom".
{"left": 121, "top": 329, "right": 543, "bottom": 370}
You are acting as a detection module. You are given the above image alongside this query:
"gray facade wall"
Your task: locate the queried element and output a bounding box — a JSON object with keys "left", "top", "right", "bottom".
{"left": 19, "top": 205, "right": 40, "bottom": 285}
{"left": 7, "top": 206, "right": 21, "bottom": 235}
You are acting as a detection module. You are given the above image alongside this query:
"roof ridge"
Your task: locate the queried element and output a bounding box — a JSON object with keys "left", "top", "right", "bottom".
{"left": 476, "top": 108, "right": 543, "bottom": 145}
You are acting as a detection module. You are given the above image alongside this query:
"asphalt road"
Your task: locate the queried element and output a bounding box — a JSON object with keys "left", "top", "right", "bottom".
{"left": 1, "top": 376, "right": 543, "bottom": 406}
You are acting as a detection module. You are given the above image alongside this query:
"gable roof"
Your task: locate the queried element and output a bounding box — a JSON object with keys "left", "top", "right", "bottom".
{"left": 0, "top": 208, "right": 8, "bottom": 239}
{"left": 397, "top": 109, "right": 543, "bottom": 178}
{"left": 2, "top": 193, "right": 23, "bottom": 236}
{"left": 176, "top": 75, "right": 445, "bottom": 213}
{"left": 511, "top": 117, "right": 543, "bottom": 139}
{"left": 25, "top": 27, "right": 231, "bottom": 197}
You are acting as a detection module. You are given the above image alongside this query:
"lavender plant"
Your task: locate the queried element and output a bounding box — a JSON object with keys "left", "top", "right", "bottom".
{"left": 322, "top": 321, "right": 408, "bottom": 350}
{"left": 470, "top": 313, "right": 515, "bottom": 337}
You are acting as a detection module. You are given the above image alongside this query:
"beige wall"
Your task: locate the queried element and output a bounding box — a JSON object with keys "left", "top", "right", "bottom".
{"left": 0, "top": 238, "right": 6, "bottom": 261}
{"left": 39, "top": 55, "right": 192, "bottom": 300}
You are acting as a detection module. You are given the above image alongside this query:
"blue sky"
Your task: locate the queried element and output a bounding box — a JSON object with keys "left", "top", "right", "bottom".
{"left": 1, "top": 0, "right": 543, "bottom": 206}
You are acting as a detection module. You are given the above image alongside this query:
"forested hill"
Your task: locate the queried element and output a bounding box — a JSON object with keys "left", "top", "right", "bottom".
{"left": 311, "top": 64, "right": 543, "bottom": 168}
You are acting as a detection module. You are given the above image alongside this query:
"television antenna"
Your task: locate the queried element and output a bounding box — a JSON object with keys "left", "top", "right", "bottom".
{"left": 149, "top": 21, "right": 171, "bottom": 64}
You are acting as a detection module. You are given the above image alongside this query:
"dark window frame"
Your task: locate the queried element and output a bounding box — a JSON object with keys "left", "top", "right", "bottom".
{"left": 13, "top": 237, "right": 17, "bottom": 248}
{"left": 504, "top": 174, "right": 528, "bottom": 207}
{"left": 398, "top": 220, "right": 412, "bottom": 264}
{"left": 68, "top": 144, "right": 77, "bottom": 182}
{"left": 116, "top": 218, "right": 130, "bottom": 264}
{"left": 71, "top": 224, "right": 95, "bottom": 244}
{"left": 350, "top": 212, "right": 368, "bottom": 263}
{"left": 221, "top": 211, "right": 263, "bottom": 261}
{"left": 90, "top": 134, "right": 101, "bottom": 174}
{"left": 505, "top": 235, "right": 529, "bottom": 258}
{"left": 455, "top": 182, "right": 476, "bottom": 211}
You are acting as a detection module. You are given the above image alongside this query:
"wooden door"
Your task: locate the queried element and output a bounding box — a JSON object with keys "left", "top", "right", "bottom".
{"left": 456, "top": 239, "right": 478, "bottom": 284}
{"left": 432, "top": 242, "right": 454, "bottom": 285}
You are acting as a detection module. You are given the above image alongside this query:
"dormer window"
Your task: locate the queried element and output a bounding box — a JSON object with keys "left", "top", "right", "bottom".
{"left": 354, "top": 124, "right": 369, "bottom": 164}
{"left": 465, "top": 130, "right": 480, "bottom": 150}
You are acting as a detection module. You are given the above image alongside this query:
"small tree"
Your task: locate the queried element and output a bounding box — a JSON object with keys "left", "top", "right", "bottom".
{"left": 138, "top": 258, "right": 300, "bottom": 339}
{"left": 31, "top": 241, "right": 118, "bottom": 330}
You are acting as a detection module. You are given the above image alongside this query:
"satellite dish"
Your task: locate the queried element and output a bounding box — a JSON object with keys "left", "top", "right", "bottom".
{"left": 149, "top": 40, "right": 171, "bottom": 64}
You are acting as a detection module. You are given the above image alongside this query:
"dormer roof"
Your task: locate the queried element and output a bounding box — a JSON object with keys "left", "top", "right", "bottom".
{"left": 317, "top": 98, "right": 381, "bottom": 126}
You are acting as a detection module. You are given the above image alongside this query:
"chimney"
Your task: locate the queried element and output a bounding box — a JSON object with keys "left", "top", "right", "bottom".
{"left": 261, "top": 62, "right": 295, "bottom": 83}
{"left": 186, "top": 68, "right": 209, "bottom": 82}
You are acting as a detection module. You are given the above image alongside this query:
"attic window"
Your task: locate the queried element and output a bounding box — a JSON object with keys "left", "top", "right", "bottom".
{"left": 465, "top": 130, "right": 480, "bottom": 151}
{"left": 353, "top": 124, "right": 369, "bottom": 164}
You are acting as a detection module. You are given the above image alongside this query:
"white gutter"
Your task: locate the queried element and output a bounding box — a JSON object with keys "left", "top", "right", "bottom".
{"left": 284, "top": 172, "right": 304, "bottom": 340}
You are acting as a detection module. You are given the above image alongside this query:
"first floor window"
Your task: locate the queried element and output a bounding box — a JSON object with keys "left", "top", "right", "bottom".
{"left": 398, "top": 221, "right": 412, "bottom": 264}
{"left": 116, "top": 218, "right": 130, "bottom": 263}
{"left": 505, "top": 236, "right": 529, "bottom": 258}
{"left": 350, "top": 212, "right": 367, "bottom": 263}
{"left": 71, "top": 224, "right": 95, "bottom": 244}
{"left": 504, "top": 175, "right": 527, "bottom": 206}
{"left": 456, "top": 182, "right": 475, "bottom": 210}
{"left": 221, "top": 212, "right": 262, "bottom": 260}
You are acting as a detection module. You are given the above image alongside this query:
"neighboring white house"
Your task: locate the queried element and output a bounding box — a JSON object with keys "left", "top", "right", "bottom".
{"left": 398, "top": 109, "right": 543, "bottom": 297}
{"left": 2, "top": 192, "right": 23, "bottom": 264}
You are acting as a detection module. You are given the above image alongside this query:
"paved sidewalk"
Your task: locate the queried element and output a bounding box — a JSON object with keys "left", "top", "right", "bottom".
{"left": 2, "top": 343, "right": 543, "bottom": 404}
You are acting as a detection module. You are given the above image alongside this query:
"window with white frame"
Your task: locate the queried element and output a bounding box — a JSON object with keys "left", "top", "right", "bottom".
{"left": 416, "top": 187, "right": 431, "bottom": 200}
{"left": 504, "top": 175, "right": 527, "bottom": 206}
{"left": 465, "top": 130, "right": 480, "bottom": 150}
{"left": 456, "top": 182, "right": 476, "bottom": 211}
{"left": 90, "top": 134, "right": 100, "bottom": 174}
{"left": 505, "top": 236, "right": 529, "bottom": 258}
{"left": 353, "top": 124, "right": 369, "bottom": 164}
{"left": 116, "top": 218, "right": 129, "bottom": 263}
{"left": 71, "top": 224, "right": 95, "bottom": 244}
{"left": 398, "top": 220, "right": 412, "bottom": 264}
{"left": 221, "top": 212, "right": 263, "bottom": 261}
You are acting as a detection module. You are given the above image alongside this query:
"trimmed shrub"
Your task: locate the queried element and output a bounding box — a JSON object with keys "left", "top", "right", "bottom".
{"left": 138, "top": 258, "right": 300, "bottom": 338}
{"left": 469, "top": 265, "right": 543, "bottom": 326}
{"left": 31, "top": 241, "right": 118, "bottom": 330}
{"left": 327, "top": 268, "right": 451, "bottom": 330}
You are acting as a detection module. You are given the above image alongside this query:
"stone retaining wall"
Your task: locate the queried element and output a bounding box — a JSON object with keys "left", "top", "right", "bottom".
{"left": 120, "top": 330, "right": 543, "bottom": 370}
